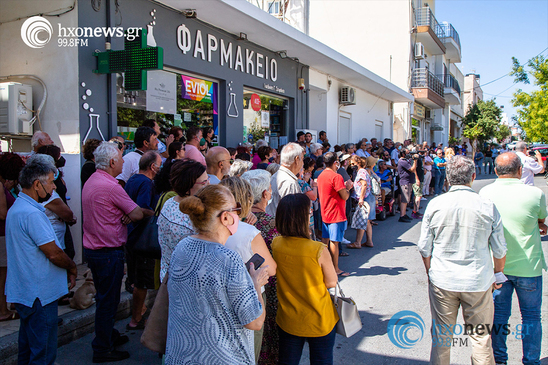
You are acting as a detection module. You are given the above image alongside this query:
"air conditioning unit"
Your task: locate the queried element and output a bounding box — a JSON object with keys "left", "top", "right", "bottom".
{"left": 0, "top": 83, "right": 33, "bottom": 135}
{"left": 340, "top": 86, "right": 356, "bottom": 105}
{"left": 415, "top": 42, "right": 425, "bottom": 59}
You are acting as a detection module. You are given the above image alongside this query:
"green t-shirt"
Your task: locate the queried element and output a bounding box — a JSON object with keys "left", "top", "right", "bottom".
{"left": 479, "top": 179, "right": 548, "bottom": 277}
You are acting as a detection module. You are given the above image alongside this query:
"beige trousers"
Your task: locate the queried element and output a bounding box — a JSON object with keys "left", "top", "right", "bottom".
{"left": 428, "top": 282, "right": 495, "bottom": 365}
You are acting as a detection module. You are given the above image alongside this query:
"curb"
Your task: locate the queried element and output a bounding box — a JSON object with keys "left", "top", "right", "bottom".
{"left": 0, "top": 291, "right": 157, "bottom": 365}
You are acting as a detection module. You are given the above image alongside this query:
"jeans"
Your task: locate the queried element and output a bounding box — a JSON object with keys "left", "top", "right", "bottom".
{"left": 84, "top": 248, "right": 125, "bottom": 354}
{"left": 484, "top": 157, "right": 494, "bottom": 174}
{"left": 492, "top": 275, "right": 542, "bottom": 365}
{"left": 278, "top": 326, "right": 337, "bottom": 365}
{"left": 15, "top": 298, "right": 59, "bottom": 365}
{"left": 433, "top": 169, "right": 446, "bottom": 195}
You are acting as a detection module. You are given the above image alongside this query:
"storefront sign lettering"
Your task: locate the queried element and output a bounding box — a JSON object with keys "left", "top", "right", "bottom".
{"left": 181, "top": 75, "right": 213, "bottom": 103}
{"left": 263, "top": 83, "right": 285, "bottom": 94}
{"left": 177, "top": 24, "right": 278, "bottom": 82}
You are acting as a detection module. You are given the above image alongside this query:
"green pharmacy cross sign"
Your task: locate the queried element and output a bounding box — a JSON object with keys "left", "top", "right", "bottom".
{"left": 93, "top": 29, "right": 163, "bottom": 91}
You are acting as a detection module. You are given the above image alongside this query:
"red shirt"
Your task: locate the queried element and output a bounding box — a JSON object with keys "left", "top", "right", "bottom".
{"left": 82, "top": 170, "right": 139, "bottom": 249}
{"left": 317, "top": 168, "right": 347, "bottom": 224}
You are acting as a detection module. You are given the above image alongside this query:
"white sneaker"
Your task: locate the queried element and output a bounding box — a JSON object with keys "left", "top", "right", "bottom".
{"left": 342, "top": 238, "right": 351, "bottom": 244}
{"left": 421, "top": 197, "right": 427, "bottom": 201}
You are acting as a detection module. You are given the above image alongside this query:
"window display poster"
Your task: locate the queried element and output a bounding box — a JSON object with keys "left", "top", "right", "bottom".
{"left": 261, "top": 111, "right": 270, "bottom": 128}
{"left": 181, "top": 75, "right": 214, "bottom": 103}
{"left": 146, "top": 71, "right": 176, "bottom": 114}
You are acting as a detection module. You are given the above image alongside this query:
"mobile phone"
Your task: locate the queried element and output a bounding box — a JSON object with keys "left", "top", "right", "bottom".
{"left": 245, "top": 253, "right": 265, "bottom": 271}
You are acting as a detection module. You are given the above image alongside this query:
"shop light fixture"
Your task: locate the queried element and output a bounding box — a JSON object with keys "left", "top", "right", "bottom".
{"left": 276, "top": 50, "right": 288, "bottom": 59}
{"left": 238, "top": 32, "right": 248, "bottom": 41}
{"left": 183, "top": 9, "right": 197, "bottom": 18}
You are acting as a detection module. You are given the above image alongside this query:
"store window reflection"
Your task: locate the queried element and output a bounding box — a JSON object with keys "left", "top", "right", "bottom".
{"left": 243, "top": 89, "right": 287, "bottom": 150}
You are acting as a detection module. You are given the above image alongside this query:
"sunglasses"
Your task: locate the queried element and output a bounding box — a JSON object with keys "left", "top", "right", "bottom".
{"left": 218, "top": 202, "right": 242, "bottom": 217}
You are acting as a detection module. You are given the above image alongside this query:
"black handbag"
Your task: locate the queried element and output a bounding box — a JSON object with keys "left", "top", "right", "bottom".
{"left": 127, "top": 200, "right": 162, "bottom": 259}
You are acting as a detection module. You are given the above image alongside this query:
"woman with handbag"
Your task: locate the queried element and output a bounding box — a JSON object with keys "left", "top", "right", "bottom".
{"left": 347, "top": 156, "right": 375, "bottom": 248}
{"left": 272, "top": 193, "right": 339, "bottom": 365}
{"left": 157, "top": 160, "right": 208, "bottom": 281}
{"left": 166, "top": 184, "right": 269, "bottom": 364}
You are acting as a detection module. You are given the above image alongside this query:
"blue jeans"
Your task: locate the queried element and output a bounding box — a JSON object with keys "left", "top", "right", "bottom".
{"left": 15, "top": 298, "right": 59, "bottom": 365}
{"left": 492, "top": 275, "right": 542, "bottom": 365}
{"left": 433, "top": 169, "right": 445, "bottom": 195}
{"left": 278, "top": 326, "right": 337, "bottom": 365}
{"left": 84, "top": 248, "right": 125, "bottom": 354}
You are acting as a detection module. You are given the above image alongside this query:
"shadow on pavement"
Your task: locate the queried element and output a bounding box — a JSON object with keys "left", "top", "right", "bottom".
{"left": 352, "top": 265, "right": 408, "bottom": 277}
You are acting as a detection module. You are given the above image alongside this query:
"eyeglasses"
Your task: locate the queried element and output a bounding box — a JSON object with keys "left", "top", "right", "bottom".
{"left": 195, "top": 177, "right": 210, "bottom": 185}
{"left": 218, "top": 202, "right": 242, "bottom": 217}
{"left": 53, "top": 170, "right": 59, "bottom": 180}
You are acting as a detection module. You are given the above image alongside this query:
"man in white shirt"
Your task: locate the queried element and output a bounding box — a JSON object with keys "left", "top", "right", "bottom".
{"left": 116, "top": 127, "right": 158, "bottom": 185}
{"left": 417, "top": 155, "right": 507, "bottom": 365}
{"left": 266, "top": 143, "right": 304, "bottom": 216}
{"left": 515, "top": 142, "right": 544, "bottom": 185}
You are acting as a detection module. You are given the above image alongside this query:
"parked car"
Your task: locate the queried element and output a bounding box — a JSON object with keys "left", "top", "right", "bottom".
{"left": 530, "top": 146, "right": 548, "bottom": 166}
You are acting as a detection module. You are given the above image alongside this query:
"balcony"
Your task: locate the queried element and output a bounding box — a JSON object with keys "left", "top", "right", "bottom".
{"left": 414, "top": 7, "right": 446, "bottom": 55}
{"left": 411, "top": 68, "right": 445, "bottom": 109}
{"left": 440, "top": 73, "right": 461, "bottom": 105}
{"left": 441, "top": 23, "right": 461, "bottom": 63}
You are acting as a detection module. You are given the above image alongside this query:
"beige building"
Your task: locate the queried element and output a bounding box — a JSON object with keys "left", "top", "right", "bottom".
{"left": 463, "top": 73, "right": 484, "bottom": 114}
{"left": 250, "top": 0, "right": 466, "bottom": 145}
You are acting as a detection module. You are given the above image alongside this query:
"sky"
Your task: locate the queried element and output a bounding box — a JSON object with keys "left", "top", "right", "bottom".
{"left": 435, "top": 0, "right": 548, "bottom": 123}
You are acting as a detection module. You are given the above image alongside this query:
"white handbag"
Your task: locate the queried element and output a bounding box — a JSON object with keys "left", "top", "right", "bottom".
{"left": 331, "top": 282, "right": 362, "bottom": 337}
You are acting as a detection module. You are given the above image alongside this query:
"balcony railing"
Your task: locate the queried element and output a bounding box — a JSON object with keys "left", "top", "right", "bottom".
{"left": 439, "top": 73, "right": 461, "bottom": 95}
{"left": 412, "top": 68, "right": 444, "bottom": 97}
{"left": 415, "top": 7, "right": 444, "bottom": 39}
{"left": 440, "top": 23, "right": 461, "bottom": 50}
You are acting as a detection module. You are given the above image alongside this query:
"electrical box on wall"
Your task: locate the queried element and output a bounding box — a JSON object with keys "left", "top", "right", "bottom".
{"left": 0, "top": 83, "right": 33, "bottom": 135}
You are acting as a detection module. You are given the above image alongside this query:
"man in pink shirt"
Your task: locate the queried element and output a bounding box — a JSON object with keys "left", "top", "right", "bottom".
{"left": 184, "top": 126, "right": 206, "bottom": 166}
{"left": 82, "top": 142, "right": 143, "bottom": 363}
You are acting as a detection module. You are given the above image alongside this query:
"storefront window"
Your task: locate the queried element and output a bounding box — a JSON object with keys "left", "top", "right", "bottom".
{"left": 243, "top": 89, "right": 287, "bottom": 150}
{"left": 117, "top": 70, "right": 218, "bottom": 150}
{"left": 412, "top": 118, "right": 421, "bottom": 144}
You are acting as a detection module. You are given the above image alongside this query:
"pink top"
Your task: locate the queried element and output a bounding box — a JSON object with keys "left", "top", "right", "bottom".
{"left": 251, "top": 154, "right": 261, "bottom": 169}
{"left": 82, "top": 170, "right": 139, "bottom": 250}
{"left": 185, "top": 144, "right": 206, "bottom": 166}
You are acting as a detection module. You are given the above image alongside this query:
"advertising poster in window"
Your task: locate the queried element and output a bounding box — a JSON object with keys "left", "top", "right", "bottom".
{"left": 181, "top": 75, "right": 219, "bottom": 135}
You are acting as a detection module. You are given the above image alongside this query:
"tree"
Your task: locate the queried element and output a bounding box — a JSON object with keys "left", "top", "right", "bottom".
{"left": 511, "top": 55, "right": 548, "bottom": 142}
{"left": 462, "top": 99, "right": 503, "bottom": 156}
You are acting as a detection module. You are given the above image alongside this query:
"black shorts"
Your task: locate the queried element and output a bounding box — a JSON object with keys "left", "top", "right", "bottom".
{"left": 125, "top": 246, "right": 156, "bottom": 290}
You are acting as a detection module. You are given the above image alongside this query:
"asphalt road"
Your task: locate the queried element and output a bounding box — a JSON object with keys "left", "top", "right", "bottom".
{"left": 56, "top": 174, "right": 548, "bottom": 365}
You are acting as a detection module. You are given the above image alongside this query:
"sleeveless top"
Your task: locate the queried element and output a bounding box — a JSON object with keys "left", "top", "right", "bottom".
{"left": 272, "top": 236, "right": 339, "bottom": 337}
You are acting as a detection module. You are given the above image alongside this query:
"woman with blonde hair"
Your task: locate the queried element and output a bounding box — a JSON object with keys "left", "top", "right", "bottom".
{"left": 220, "top": 176, "right": 277, "bottom": 363}
{"left": 166, "top": 184, "right": 269, "bottom": 364}
{"left": 347, "top": 156, "right": 375, "bottom": 248}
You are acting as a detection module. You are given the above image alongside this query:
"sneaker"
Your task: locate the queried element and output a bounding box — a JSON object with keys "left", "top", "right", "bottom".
{"left": 341, "top": 238, "right": 351, "bottom": 244}
{"left": 421, "top": 197, "right": 427, "bottom": 201}
{"left": 399, "top": 216, "right": 412, "bottom": 223}
{"left": 412, "top": 212, "right": 422, "bottom": 219}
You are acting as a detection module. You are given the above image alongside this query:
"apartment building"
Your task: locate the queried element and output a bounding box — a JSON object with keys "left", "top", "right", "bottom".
{"left": 251, "top": 0, "right": 465, "bottom": 145}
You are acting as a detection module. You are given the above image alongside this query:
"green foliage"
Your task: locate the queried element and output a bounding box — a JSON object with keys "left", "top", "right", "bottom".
{"left": 462, "top": 99, "right": 503, "bottom": 155}
{"left": 512, "top": 55, "right": 548, "bottom": 142}
{"left": 494, "top": 124, "right": 511, "bottom": 143}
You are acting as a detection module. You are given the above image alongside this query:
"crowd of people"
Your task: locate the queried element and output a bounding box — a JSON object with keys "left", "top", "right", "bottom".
{"left": 0, "top": 122, "right": 546, "bottom": 365}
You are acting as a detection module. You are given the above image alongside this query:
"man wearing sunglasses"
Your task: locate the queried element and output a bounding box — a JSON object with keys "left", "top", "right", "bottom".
{"left": 206, "top": 147, "right": 232, "bottom": 184}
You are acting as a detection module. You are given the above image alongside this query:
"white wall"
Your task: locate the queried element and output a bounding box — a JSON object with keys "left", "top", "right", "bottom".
{"left": 0, "top": 0, "right": 83, "bottom": 263}
{"left": 308, "top": 69, "right": 393, "bottom": 145}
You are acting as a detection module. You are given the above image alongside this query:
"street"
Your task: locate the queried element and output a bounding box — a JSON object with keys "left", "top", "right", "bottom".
{"left": 56, "top": 174, "right": 548, "bottom": 365}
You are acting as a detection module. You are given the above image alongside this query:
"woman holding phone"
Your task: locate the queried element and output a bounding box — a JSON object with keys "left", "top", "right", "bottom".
{"left": 272, "top": 194, "right": 339, "bottom": 365}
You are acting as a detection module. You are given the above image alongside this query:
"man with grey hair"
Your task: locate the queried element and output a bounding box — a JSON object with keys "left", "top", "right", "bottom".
{"left": 266, "top": 143, "right": 304, "bottom": 216}
{"left": 345, "top": 143, "right": 355, "bottom": 155}
{"left": 515, "top": 141, "right": 544, "bottom": 185}
{"left": 479, "top": 152, "right": 547, "bottom": 365}
{"left": 124, "top": 151, "right": 161, "bottom": 331}
{"left": 5, "top": 154, "right": 77, "bottom": 364}
{"left": 418, "top": 155, "right": 507, "bottom": 365}
{"left": 82, "top": 142, "right": 143, "bottom": 362}
{"left": 309, "top": 142, "right": 323, "bottom": 160}
{"left": 30, "top": 131, "right": 54, "bottom": 154}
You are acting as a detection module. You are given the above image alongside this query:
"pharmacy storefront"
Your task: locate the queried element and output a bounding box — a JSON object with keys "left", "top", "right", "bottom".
{"left": 78, "top": 0, "right": 307, "bottom": 148}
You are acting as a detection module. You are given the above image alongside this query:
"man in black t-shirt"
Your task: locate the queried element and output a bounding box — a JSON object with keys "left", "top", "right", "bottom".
{"left": 397, "top": 148, "right": 417, "bottom": 222}
{"left": 412, "top": 148, "right": 425, "bottom": 219}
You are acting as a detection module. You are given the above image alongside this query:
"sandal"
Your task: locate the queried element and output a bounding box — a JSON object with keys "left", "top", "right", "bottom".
{"left": 338, "top": 251, "right": 349, "bottom": 256}
{"left": 346, "top": 242, "right": 362, "bottom": 249}
{"left": 126, "top": 317, "right": 146, "bottom": 331}
{"left": 337, "top": 271, "right": 351, "bottom": 277}
{"left": 0, "top": 312, "right": 20, "bottom": 322}
{"left": 361, "top": 242, "right": 374, "bottom": 248}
